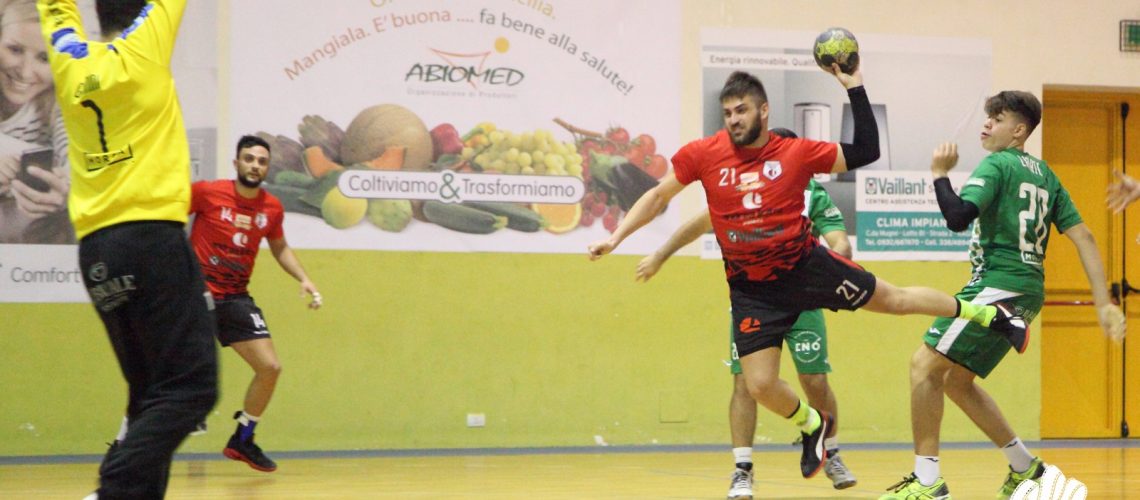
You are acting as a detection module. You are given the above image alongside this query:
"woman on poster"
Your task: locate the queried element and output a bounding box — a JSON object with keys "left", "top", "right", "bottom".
{"left": 0, "top": 0, "right": 72, "bottom": 244}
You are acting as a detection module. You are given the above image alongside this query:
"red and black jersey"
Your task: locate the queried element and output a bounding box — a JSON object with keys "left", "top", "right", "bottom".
{"left": 672, "top": 130, "right": 837, "bottom": 282}
{"left": 189, "top": 180, "right": 285, "bottom": 297}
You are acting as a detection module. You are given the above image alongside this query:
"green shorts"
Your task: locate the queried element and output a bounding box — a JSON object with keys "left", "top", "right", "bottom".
{"left": 729, "top": 309, "right": 831, "bottom": 375}
{"left": 923, "top": 283, "right": 1042, "bottom": 378}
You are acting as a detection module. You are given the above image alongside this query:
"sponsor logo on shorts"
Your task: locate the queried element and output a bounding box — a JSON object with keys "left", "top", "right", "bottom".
{"left": 87, "top": 273, "right": 136, "bottom": 312}
{"left": 738, "top": 317, "right": 761, "bottom": 334}
{"left": 789, "top": 331, "right": 823, "bottom": 363}
{"left": 88, "top": 262, "right": 108, "bottom": 282}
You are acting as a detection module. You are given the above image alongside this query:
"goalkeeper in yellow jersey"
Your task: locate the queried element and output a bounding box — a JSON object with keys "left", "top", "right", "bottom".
{"left": 39, "top": 1, "right": 217, "bottom": 498}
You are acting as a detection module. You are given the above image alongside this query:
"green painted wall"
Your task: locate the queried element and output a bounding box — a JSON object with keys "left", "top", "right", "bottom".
{"left": 0, "top": 251, "right": 1039, "bottom": 456}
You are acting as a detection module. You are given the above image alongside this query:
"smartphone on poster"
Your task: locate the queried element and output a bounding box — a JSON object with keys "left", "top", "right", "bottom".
{"left": 17, "top": 147, "right": 54, "bottom": 192}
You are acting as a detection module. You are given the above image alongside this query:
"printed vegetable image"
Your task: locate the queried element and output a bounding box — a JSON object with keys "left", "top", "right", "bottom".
{"left": 430, "top": 123, "right": 464, "bottom": 161}
{"left": 555, "top": 118, "right": 668, "bottom": 232}
{"left": 531, "top": 203, "right": 581, "bottom": 234}
{"left": 422, "top": 200, "right": 507, "bottom": 234}
{"left": 462, "top": 201, "right": 546, "bottom": 233}
{"left": 299, "top": 114, "right": 346, "bottom": 162}
{"left": 364, "top": 146, "right": 406, "bottom": 171}
{"left": 258, "top": 132, "right": 306, "bottom": 183}
{"left": 320, "top": 185, "right": 367, "bottom": 229}
{"left": 367, "top": 199, "right": 413, "bottom": 232}
{"left": 304, "top": 146, "right": 344, "bottom": 178}
{"left": 256, "top": 110, "right": 667, "bottom": 235}
{"left": 341, "top": 104, "right": 434, "bottom": 170}
{"left": 441, "top": 122, "right": 584, "bottom": 178}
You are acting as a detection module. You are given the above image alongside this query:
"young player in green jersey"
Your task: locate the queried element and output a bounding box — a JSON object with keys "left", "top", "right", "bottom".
{"left": 880, "top": 91, "right": 1125, "bottom": 500}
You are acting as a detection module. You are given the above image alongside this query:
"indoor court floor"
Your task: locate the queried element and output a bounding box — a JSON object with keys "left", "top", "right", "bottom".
{"left": 2, "top": 441, "right": 1137, "bottom": 499}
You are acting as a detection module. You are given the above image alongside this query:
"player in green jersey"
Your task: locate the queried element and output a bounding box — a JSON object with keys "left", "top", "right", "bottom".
{"left": 880, "top": 91, "right": 1125, "bottom": 500}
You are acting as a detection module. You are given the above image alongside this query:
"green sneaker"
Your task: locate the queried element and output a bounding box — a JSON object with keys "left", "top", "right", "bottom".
{"left": 996, "top": 457, "right": 1045, "bottom": 499}
{"left": 880, "top": 474, "right": 951, "bottom": 499}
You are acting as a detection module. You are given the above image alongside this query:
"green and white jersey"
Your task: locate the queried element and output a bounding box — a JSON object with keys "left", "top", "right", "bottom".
{"left": 959, "top": 148, "right": 1082, "bottom": 296}
{"left": 804, "top": 179, "right": 845, "bottom": 237}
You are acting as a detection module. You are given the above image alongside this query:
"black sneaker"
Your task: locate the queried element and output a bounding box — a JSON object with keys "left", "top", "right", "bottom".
{"left": 800, "top": 411, "right": 832, "bottom": 478}
{"left": 223, "top": 433, "right": 277, "bottom": 472}
{"left": 990, "top": 302, "right": 1029, "bottom": 354}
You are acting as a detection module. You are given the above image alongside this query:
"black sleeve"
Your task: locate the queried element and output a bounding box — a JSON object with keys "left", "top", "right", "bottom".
{"left": 838, "top": 85, "right": 880, "bottom": 170}
{"left": 934, "top": 177, "right": 979, "bottom": 232}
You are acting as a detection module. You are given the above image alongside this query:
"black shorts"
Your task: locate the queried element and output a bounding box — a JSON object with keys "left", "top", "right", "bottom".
{"left": 730, "top": 245, "right": 877, "bottom": 358}
{"left": 214, "top": 294, "right": 272, "bottom": 347}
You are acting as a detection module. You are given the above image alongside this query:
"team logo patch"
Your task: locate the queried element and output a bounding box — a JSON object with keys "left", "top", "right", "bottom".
{"left": 763, "top": 161, "right": 782, "bottom": 180}
{"left": 255, "top": 213, "right": 268, "bottom": 229}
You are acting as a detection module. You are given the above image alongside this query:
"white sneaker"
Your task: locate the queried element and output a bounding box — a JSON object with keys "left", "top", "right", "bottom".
{"left": 823, "top": 454, "right": 857, "bottom": 489}
{"left": 727, "top": 468, "right": 753, "bottom": 499}
{"left": 189, "top": 421, "right": 208, "bottom": 436}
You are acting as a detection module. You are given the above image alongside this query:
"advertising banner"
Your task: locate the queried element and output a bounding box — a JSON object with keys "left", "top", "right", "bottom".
{"left": 0, "top": 0, "right": 218, "bottom": 303}
{"left": 854, "top": 171, "right": 972, "bottom": 260}
{"left": 228, "top": 0, "right": 682, "bottom": 253}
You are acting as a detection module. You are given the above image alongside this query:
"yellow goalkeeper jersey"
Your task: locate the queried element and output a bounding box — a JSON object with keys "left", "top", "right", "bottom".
{"left": 38, "top": 0, "right": 189, "bottom": 239}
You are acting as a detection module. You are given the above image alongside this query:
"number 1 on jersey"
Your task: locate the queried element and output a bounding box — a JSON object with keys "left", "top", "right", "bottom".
{"left": 81, "top": 99, "right": 109, "bottom": 153}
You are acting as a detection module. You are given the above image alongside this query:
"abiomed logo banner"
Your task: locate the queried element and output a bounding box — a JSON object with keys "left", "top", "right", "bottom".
{"left": 229, "top": 0, "right": 681, "bottom": 254}
{"left": 340, "top": 171, "right": 583, "bottom": 204}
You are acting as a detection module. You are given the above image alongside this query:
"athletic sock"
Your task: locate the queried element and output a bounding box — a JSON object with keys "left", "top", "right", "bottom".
{"left": 732, "top": 447, "right": 753, "bottom": 471}
{"left": 956, "top": 299, "right": 996, "bottom": 326}
{"left": 788, "top": 400, "right": 821, "bottom": 434}
{"left": 236, "top": 411, "right": 260, "bottom": 442}
{"left": 115, "top": 416, "right": 128, "bottom": 443}
{"left": 914, "top": 455, "right": 940, "bottom": 486}
{"left": 1002, "top": 437, "right": 1034, "bottom": 472}
{"left": 824, "top": 436, "right": 839, "bottom": 456}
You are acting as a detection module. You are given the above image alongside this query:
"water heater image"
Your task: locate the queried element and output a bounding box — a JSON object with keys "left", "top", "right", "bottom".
{"left": 793, "top": 103, "right": 831, "bottom": 141}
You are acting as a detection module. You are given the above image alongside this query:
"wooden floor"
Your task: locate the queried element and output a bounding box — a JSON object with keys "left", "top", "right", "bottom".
{"left": 2, "top": 443, "right": 1137, "bottom": 499}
